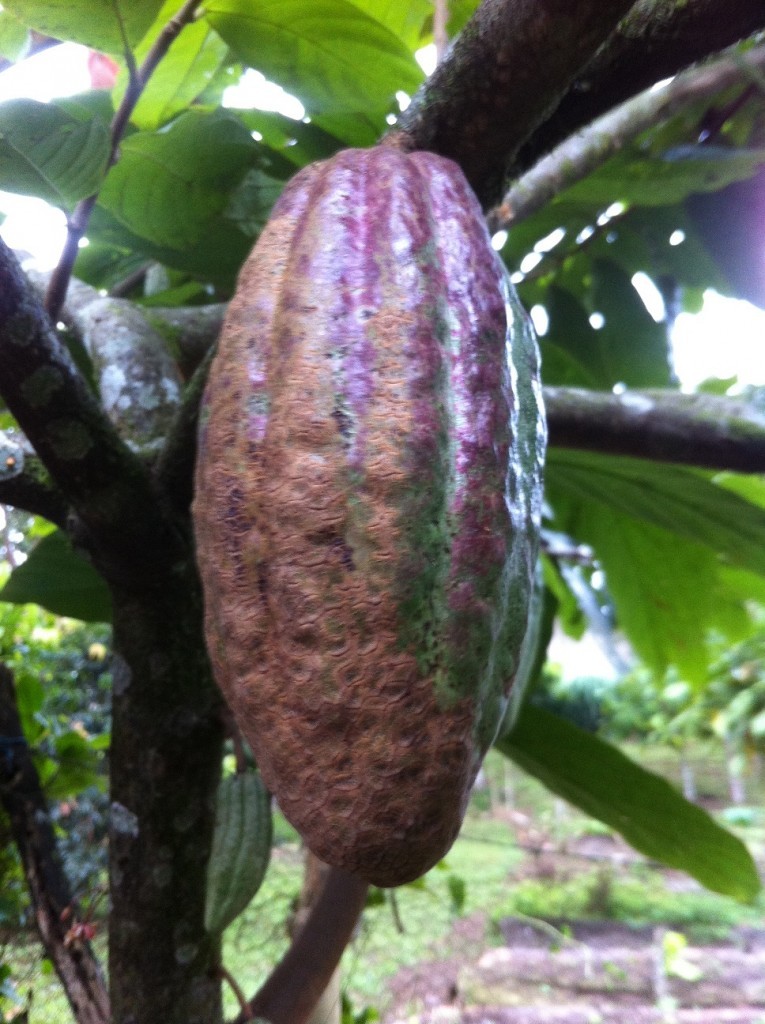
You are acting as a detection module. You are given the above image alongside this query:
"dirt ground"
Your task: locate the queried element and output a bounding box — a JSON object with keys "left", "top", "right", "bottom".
{"left": 383, "top": 912, "right": 765, "bottom": 1023}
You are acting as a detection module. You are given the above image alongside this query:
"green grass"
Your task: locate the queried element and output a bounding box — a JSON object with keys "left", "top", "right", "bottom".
{"left": 221, "top": 812, "right": 523, "bottom": 1018}
{"left": 7, "top": 741, "right": 765, "bottom": 1022}
{"left": 494, "top": 862, "right": 765, "bottom": 944}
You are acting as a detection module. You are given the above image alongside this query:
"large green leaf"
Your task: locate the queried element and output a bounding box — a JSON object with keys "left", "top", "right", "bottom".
{"left": 539, "top": 261, "right": 671, "bottom": 391}
{"left": 0, "top": 99, "right": 110, "bottom": 208}
{"left": 0, "top": 9, "right": 29, "bottom": 61}
{"left": 124, "top": 16, "right": 230, "bottom": 131}
{"left": 205, "top": 0, "right": 423, "bottom": 114}
{"left": 236, "top": 110, "right": 343, "bottom": 172}
{"left": 98, "top": 109, "right": 258, "bottom": 248}
{"left": 0, "top": 531, "right": 112, "bottom": 623}
{"left": 549, "top": 451, "right": 765, "bottom": 577}
{"left": 498, "top": 706, "right": 761, "bottom": 902}
{"left": 3, "top": 0, "right": 164, "bottom": 53}
{"left": 447, "top": 0, "right": 480, "bottom": 37}
{"left": 546, "top": 451, "right": 765, "bottom": 681}
{"left": 84, "top": 205, "right": 255, "bottom": 286}
{"left": 349, "top": 0, "right": 431, "bottom": 51}
{"left": 564, "top": 145, "right": 765, "bottom": 208}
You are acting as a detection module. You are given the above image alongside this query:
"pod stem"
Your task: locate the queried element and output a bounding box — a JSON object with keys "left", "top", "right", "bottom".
{"left": 239, "top": 867, "right": 369, "bottom": 1024}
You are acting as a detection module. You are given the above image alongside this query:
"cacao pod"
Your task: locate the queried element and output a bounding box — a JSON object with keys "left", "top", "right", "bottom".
{"left": 193, "top": 145, "right": 546, "bottom": 887}
{"left": 204, "top": 770, "right": 272, "bottom": 935}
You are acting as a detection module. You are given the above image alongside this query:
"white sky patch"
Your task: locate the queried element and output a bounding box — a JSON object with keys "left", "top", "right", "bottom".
{"left": 669, "top": 229, "right": 686, "bottom": 246}
{"left": 632, "top": 271, "right": 666, "bottom": 322}
{"left": 223, "top": 68, "right": 305, "bottom": 120}
{"left": 589, "top": 312, "right": 606, "bottom": 330}
{"left": 530, "top": 304, "right": 549, "bottom": 335}
{"left": 415, "top": 44, "right": 437, "bottom": 76}
{"left": 672, "top": 291, "right": 765, "bottom": 390}
{"left": 0, "top": 45, "right": 763, "bottom": 397}
{"left": 519, "top": 251, "right": 543, "bottom": 274}
{"left": 491, "top": 229, "right": 508, "bottom": 251}
{"left": 0, "top": 42, "right": 90, "bottom": 102}
{"left": 534, "top": 226, "right": 566, "bottom": 254}
{"left": 0, "top": 192, "right": 67, "bottom": 269}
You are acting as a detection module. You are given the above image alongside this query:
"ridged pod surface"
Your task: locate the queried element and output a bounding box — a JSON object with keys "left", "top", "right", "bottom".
{"left": 193, "top": 145, "right": 546, "bottom": 887}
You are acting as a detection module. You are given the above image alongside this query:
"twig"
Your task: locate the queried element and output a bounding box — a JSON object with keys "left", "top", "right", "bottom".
{"left": 154, "top": 343, "right": 215, "bottom": 519}
{"left": 0, "top": 459, "right": 69, "bottom": 527}
{"left": 0, "top": 664, "right": 110, "bottom": 1024}
{"left": 432, "top": 0, "right": 449, "bottom": 63}
{"left": 516, "top": 0, "right": 765, "bottom": 178}
{"left": 44, "top": 0, "right": 204, "bottom": 321}
{"left": 544, "top": 386, "right": 765, "bottom": 472}
{"left": 219, "top": 964, "right": 252, "bottom": 1019}
{"left": 239, "top": 868, "right": 368, "bottom": 1024}
{"left": 491, "top": 40, "right": 765, "bottom": 230}
{"left": 388, "top": 890, "right": 406, "bottom": 935}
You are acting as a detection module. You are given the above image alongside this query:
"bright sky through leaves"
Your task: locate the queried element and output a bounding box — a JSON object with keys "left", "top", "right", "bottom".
{"left": 0, "top": 41, "right": 764, "bottom": 391}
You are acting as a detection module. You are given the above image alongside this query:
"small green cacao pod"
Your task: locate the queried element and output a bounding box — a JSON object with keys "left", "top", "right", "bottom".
{"left": 204, "top": 770, "right": 272, "bottom": 934}
{"left": 193, "top": 145, "right": 546, "bottom": 887}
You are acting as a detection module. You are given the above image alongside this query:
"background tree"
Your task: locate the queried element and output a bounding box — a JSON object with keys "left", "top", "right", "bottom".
{"left": 1, "top": 1, "right": 765, "bottom": 1022}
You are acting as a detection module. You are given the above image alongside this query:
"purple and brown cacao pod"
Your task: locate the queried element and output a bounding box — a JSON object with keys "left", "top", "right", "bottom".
{"left": 193, "top": 145, "right": 546, "bottom": 887}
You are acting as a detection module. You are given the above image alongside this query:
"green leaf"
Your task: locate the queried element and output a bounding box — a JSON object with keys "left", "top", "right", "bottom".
{"left": 46, "top": 730, "right": 103, "bottom": 798}
{"left": 205, "top": 0, "right": 423, "bottom": 114}
{"left": 546, "top": 451, "right": 765, "bottom": 681}
{"left": 0, "top": 10, "right": 30, "bottom": 61}
{"left": 349, "top": 0, "right": 431, "bottom": 51}
{"left": 536, "top": 261, "right": 671, "bottom": 392}
{"left": 564, "top": 146, "right": 765, "bottom": 208}
{"left": 85, "top": 204, "right": 254, "bottom": 286}
{"left": 590, "top": 259, "right": 672, "bottom": 387}
{"left": 120, "top": 15, "right": 230, "bottom": 130}
{"left": 447, "top": 0, "right": 479, "bottom": 36}
{"left": 238, "top": 109, "right": 344, "bottom": 170}
{"left": 0, "top": 99, "right": 110, "bottom": 208}
{"left": 98, "top": 109, "right": 257, "bottom": 248}
{"left": 498, "top": 706, "right": 761, "bottom": 902}
{"left": 3, "top": 0, "right": 164, "bottom": 53}
{"left": 309, "top": 109, "right": 384, "bottom": 147}
{"left": 548, "top": 451, "right": 765, "bottom": 577}
{"left": 0, "top": 531, "right": 112, "bottom": 623}
{"left": 540, "top": 287, "right": 607, "bottom": 389}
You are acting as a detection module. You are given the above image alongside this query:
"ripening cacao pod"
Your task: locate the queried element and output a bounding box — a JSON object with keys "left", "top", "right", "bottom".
{"left": 193, "top": 144, "right": 546, "bottom": 887}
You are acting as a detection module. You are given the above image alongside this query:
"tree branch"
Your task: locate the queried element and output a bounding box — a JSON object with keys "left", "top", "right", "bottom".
{"left": 154, "top": 345, "right": 215, "bottom": 520}
{"left": 0, "top": 437, "right": 69, "bottom": 527}
{"left": 26, "top": 265, "right": 225, "bottom": 381}
{"left": 70, "top": 297, "right": 185, "bottom": 455}
{"left": 390, "top": 0, "right": 638, "bottom": 207}
{"left": 238, "top": 867, "right": 368, "bottom": 1024}
{"left": 44, "top": 0, "right": 205, "bottom": 321}
{"left": 515, "top": 0, "right": 765, "bottom": 178}
{"left": 0, "top": 664, "right": 110, "bottom": 1024}
{"left": 545, "top": 386, "right": 765, "bottom": 472}
{"left": 491, "top": 40, "right": 765, "bottom": 230}
{"left": 0, "top": 239, "right": 183, "bottom": 582}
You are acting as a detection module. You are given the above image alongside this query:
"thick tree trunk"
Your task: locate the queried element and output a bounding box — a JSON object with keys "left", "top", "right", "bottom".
{"left": 108, "top": 570, "right": 224, "bottom": 1024}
